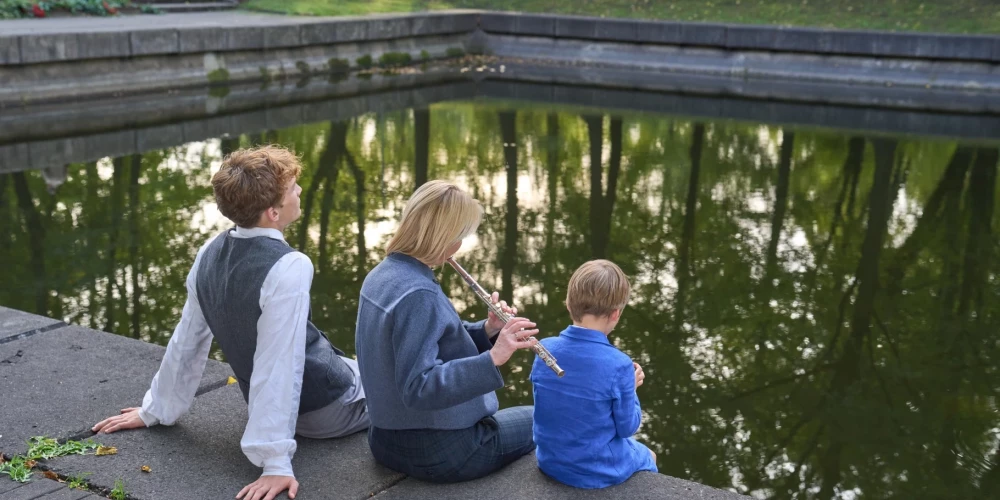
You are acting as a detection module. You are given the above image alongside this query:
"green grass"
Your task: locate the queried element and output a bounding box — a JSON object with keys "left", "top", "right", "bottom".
{"left": 66, "top": 472, "right": 92, "bottom": 490}
{"left": 244, "top": 0, "right": 1000, "bottom": 34}
{"left": 110, "top": 479, "right": 127, "bottom": 500}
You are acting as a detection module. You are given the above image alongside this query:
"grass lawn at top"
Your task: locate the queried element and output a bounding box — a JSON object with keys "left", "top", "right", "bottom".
{"left": 243, "top": 0, "right": 1000, "bottom": 35}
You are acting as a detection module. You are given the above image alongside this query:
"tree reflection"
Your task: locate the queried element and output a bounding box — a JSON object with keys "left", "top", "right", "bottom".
{"left": 1, "top": 102, "right": 998, "bottom": 500}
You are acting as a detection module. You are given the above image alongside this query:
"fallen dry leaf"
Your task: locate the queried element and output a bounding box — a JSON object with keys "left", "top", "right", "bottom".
{"left": 227, "top": 376, "right": 237, "bottom": 385}
{"left": 43, "top": 470, "right": 59, "bottom": 480}
{"left": 95, "top": 446, "right": 117, "bottom": 456}
{"left": 25, "top": 460, "right": 37, "bottom": 469}
{"left": 141, "top": 465, "right": 151, "bottom": 473}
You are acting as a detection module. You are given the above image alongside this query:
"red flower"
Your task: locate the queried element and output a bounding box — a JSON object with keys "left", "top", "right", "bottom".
{"left": 103, "top": 1, "right": 118, "bottom": 14}
{"left": 31, "top": 4, "right": 45, "bottom": 17}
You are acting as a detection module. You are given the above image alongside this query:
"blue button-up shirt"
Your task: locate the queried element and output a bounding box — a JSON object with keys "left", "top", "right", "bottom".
{"left": 530, "top": 325, "right": 657, "bottom": 488}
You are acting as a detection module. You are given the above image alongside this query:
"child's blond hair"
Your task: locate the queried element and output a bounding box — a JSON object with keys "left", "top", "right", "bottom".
{"left": 565, "top": 260, "right": 631, "bottom": 322}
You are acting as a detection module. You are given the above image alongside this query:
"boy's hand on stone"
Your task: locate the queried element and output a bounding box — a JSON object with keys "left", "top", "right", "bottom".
{"left": 92, "top": 407, "right": 146, "bottom": 434}
{"left": 634, "top": 362, "right": 645, "bottom": 389}
{"left": 485, "top": 291, "right": 517, "bottom": 337}
{"left": 489, "top": 317, "right": 538, "bottom": 366}
{"left": 237, "top": 475, "right": 298, "bottom": 500}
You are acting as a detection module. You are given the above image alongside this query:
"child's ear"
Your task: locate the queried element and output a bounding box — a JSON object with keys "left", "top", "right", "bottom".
{"left": 609, "top": 309, "right": 621, "bottom": 322}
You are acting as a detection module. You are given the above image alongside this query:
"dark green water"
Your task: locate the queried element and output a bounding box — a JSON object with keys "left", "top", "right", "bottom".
{"left": 2, "top": 101, "right": 999, "bottom": 499}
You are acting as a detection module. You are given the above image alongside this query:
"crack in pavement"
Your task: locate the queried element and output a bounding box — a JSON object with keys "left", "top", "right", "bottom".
{"left": 194, "top": 376, "right": 233, "bottom": 397}
{"left": 364, "top": 473, "right": 408, "bottom": 500}
{"left": 0, "top": 322, "right": 68, "bottom": 346}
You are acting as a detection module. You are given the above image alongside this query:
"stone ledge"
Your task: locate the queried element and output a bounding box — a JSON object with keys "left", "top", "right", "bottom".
{"left": 377, "top": 455, "right": 745, "bottom": 500}
{"left": 3, "top": 11, "right": 996, "bottom": 67}
{"left": 0, "top": 322, "right": 745, "bottom": 499}
{"left": 0, "top": 11, "right": 482, "bottom": 66}
{"left": 479, "top": 12, "right": 1000, "bottom": 63}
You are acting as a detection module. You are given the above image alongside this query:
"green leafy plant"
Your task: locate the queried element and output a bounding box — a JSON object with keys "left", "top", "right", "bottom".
{"left": 356, "top": 54, "right": 373, "bottom": 69}
{"left": 0, "top": 437, "right": 102, "bottom": 485}
{"left": 26, "top": 436, "right": 99, "bottom": 460}
{"left": 378, "top": 52, "right": 412, "bottom": 67}
{"left": 327, "top": 58, "right": 350, "bottom": 72}
{"left": 66, "top": 472, "right": 92, "bottom": 490}
{"left": 109, "top": 478, "right": 127, "bottom": 500}
{"left": 0, "top": 455, "right": 33, "bottom": 483}
{"left": 0, "top": 0, "right": 128, "bottom": 18}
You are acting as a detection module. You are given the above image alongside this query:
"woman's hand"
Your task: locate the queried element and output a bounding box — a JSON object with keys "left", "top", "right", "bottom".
{"left": 485, "top": 291, "right": 517, "bottom": 338}
{"left": 489, "top": 317, "right": 538, "bottom": 366}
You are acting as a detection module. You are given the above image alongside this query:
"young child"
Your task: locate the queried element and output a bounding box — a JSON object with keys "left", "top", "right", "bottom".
{"left": 530, "top": 259, "right": 657, "bottom": 488}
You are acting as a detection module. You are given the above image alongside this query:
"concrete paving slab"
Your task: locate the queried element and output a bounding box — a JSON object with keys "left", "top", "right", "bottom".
{"left": 178, "top": 26, "right": 229, "bottom": 52}
{"left": 76, "top": 32, "right": 131, "bottom": 60}
{"left": 34, "top": 482, "right": 94, "bottom": 500}
{"left": 0, "top": 35, "right": 19, "bottom": 65}
{"left": 2, "top": 477, "right": 64, "bottom": 499}
{"left": 0, "top": 143, "right": 29, "bottom": 174}
{"left": 375, "top": 453, "right": 746, "bottom": 500}
{"left": 264, "top": 25, "right": 303, "bottom": 50}
{"left": 410, "top": 12, "right": 476, "bottom": 37}
{"left": 0, "top": 478, "right": 29, "bottom": 495}
{"left": 227, "top": 26, "right": 267, "bottom": 51}
{"left": 48, "top": 384, "right": 404, "bottom": 500}
{"left": 0, "top": 12, "right": 311, "bottom": 36}
{"left": 18, "top": 33, "right": 79, "bottom": 63}
{"left": 0, "top": 326, "right": 232, "bottom": 457}
{"left": 367, "top": 16, "right": 412, "bottom": 41}
{"left": 0, "top": 306, "right": 64, "bottom": 342}
{"left": 129, "top": 29, "right": 180, "bottom": 56}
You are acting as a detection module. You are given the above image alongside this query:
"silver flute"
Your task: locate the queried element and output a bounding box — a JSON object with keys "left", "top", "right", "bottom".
{"left": 446, "top": 257, "right": 565, "bottom": 377}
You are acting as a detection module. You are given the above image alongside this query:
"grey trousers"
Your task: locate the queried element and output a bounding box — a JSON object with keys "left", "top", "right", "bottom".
{"left": 295, "top": 357, "right": 370, "bottom": 439}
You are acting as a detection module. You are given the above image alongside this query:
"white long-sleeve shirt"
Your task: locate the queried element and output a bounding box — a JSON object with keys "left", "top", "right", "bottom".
{"left": 138, "top": 226, "right": 312, "bottom": 478}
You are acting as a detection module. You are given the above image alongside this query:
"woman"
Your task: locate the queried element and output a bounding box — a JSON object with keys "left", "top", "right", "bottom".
{"left": 355, "top": 180, "right": 539, "bottom": 483}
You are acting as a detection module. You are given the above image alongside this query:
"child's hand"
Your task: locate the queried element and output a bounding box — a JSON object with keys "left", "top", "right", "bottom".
{"left": 634, "top": 362, "right": 645, "bottom": 389}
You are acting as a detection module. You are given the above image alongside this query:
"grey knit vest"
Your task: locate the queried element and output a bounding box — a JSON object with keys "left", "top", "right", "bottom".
{"left": 195, "top": 231, "right": 354, "bottom": 414}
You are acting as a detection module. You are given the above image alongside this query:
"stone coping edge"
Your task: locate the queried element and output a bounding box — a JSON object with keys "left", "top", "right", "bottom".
{"left": 0, "top": 10, "right": 998, "bottom": 67}
{"left": 479, "top": 12, "right": 1000, "bottom": 63}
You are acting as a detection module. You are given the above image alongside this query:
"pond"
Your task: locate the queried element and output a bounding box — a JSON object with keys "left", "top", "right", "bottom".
{"left": 1, "top": 95, "right": 998, "bottom": 499}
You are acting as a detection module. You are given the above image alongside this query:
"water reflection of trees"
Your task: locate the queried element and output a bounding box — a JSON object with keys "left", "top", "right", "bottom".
{"left": 1, "top": 104, "right": 998, "bottom": 499}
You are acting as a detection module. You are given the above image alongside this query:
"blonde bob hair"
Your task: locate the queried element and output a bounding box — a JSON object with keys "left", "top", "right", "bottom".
{"left": 386, "top": 180, "right": 483, "bottom": 264}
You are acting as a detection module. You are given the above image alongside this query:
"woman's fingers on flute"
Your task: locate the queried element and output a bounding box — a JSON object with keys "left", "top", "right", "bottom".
{"left": 490, "top": 291, "right": 517, "bottom": 315}
{"left": 502, "top": 317, "right": 535, "bottom": 333}
{"left": 515, "top": 328, "right": 539, "bottom": 340}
